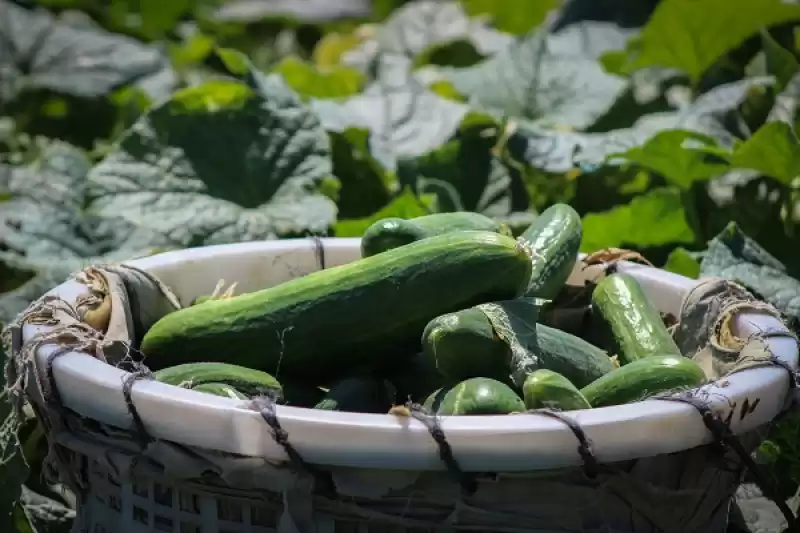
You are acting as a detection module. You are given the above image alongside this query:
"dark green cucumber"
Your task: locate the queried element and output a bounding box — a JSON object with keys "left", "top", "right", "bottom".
{"left": 591, "top": 273, "right": 681, "bottom": 365}
{"left": 522, "top": 369, "right": 591, "bottom": 411}
{"left": 361, "top": 212, "right": 512, "bottom": 257}
{"left": 142, "top": 231, "right": 533, "bottom": 379}
{"left": 422, "top": 306, "right": 614, "bottom": 388}
{"left": 389, "top": 352, "right": 444, "bottom": 404}
{"left": 580, "top": 355, "right": 706, "bottom": 407}
{"left": 280, "top": 382, "right": 326, "bottom": 407}
{"left": 154, "top": 362, "right": 282, "bottom": 397}
{"left": 423, "top": 387, "right": 448, "bottom": 412}
{"left": 436, "top": 377, "right": 525, "bottom": 415}
{"left": 314, "top": 377, "right": 395, "bottom": 413}
{"left": 192, "top": 382, "right": 248, "bottom": 400}
{"left": 518, "top": 203, "right": 582, "bottom": 299}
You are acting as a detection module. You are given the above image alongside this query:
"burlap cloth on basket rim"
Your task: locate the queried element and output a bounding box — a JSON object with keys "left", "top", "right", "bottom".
{"left": 2, "top": 263, "right": 799, "bottom": 533}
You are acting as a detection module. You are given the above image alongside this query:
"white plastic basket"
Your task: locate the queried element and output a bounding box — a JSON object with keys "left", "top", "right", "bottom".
{"left": 18, "top": 238, "right": 800, "bottom": 533}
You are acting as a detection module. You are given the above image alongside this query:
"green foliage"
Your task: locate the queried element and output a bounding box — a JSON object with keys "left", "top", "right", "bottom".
{"left": 2, "top": 0, "right": 800, "bottom": 530}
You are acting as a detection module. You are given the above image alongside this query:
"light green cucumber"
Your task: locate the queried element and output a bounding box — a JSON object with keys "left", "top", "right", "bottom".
{"left": 522, "top": 369, "right": 591, "bottom": 411}
{"left": 191, "top": 382, "right": 248, "bottom": 400}
{"left": 153, "top": 362, "right": 282, "bottom": 397}
{"left": 436, "top": 377, "right": 525, "bottom": 415}
{"left": 591, "top": 273, "right": 681, "bottom": 365}
{"left": 142, "top": 231, "right": 533, "bottom": 381}
{"left": 360, "top": 212, "right": 512, "bottom": 257}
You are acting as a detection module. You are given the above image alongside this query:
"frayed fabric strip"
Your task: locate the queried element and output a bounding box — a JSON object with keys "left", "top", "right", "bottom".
{"left": 121, "top": 367, "right": 155, "bottom": 448}
{"left": 526, "top": 408, "right": 599, "bottom": 479}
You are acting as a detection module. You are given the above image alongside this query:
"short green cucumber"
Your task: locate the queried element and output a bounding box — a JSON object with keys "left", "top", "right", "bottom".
{"left": 580, "top": 355, "right": 706, "bottom": 407}
{"left": 436, "top": 377, "right": 525, "bottom": 415}
{"left": 522, "top": 369, "right": 591, "bottom": 411}
{"left": 518, "top": 203, "right": 582, "bottom": 299}
{"left": 389, "top": 352, "right": 444, "bottom": 404}
{"left": 314, "top": 377, "right": 395, "bottom": 413}
{"left": 422, "top": 307, "right": 614, "bottom": 388}
{"left": 591, "top": 273, "right": 681, "bottom": 365}
{"left": 142, "top": 231, "right": 533, "bottom": 380}
{"left": 361, "top": 212, "right": 512, "bottom": 257}
{"left": 191, "top": 382, "right": 248, "bottom": 400}
{"left": 154, "top": 362, "right": 282, "bottom": 397}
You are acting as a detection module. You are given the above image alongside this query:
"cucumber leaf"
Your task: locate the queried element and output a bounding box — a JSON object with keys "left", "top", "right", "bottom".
{"left": 761, "top": 29, "right": 800, "bottom": 93}
{"left": 334, "top": 187, "right": 430, "bottom": 237}
{"left": 86, "top": 77, "right": 338, "bottom": 246}
{"left": 663, "top": 247, "right": 701, "bottom": 279}
{"left": 608, "top": 0, "right": 800, "bottom": 83}
{"left": 271, "top": 56, "right": 365, "bottom": 100}
{"left": 700, "top": 222, "right": 800, "bottom": 322}
{"left": 729, "top": 121, "right": 800, "bottom": 185}
{"left": 580, "top": 187, "right": 695, "bottom": 253}
{"left": 0, "top": 0, "right": 166, "bottom": 102}
{"left": 461, "top": 0, "right": 560, "bottom": 36}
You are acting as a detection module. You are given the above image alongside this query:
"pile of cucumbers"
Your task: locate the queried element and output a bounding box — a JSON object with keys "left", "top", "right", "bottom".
{"left": 140, "top": 204, "right": 707, "bottom": 416}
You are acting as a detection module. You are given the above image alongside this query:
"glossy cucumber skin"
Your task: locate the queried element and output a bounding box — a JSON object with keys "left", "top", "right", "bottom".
{"left": 591, "top": 273, "right": 681, "bottom": 365}
{"left": 522, "top": 369, "right": 591, "bottom": 411}
{"left": 436, "top": 377, "right": 525, "bottom": 415}
{"left": 361, "top": 212, "right": 511, "bottom": 257}
{"left": 153, "top": 362, "right": 282, "bottom": 397}
{"left": 580, "top": 355, "right": 706, "bottom": 407}
{"left": 421, "top": 309, "right": 614, "bottom": 388}
{"left": 314, "top": 377, "right": 395, "bottom": 413}
{"left": 518, "top": 204, "right": 582, "bottom": 299}
{"left": 191, "top": 382, "right": 248, "bottom": 400}
{"left": 142, "top": 231, "right": 533, "bottom": 381}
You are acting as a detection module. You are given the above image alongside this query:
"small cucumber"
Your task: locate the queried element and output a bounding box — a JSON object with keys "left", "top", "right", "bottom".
{"left": 423, "top": 387, "right": 448, "bottom": 412}
{"left": 522, "top": 369, "right": 591, "bottom": 411}
{"left": 591, "top": 273, "right": 681, "bottom": 365}
{"left": 422, "top": 306, "right": 614, "bottom": 388}
{"left": 389, "top": 352, "right": 444, "bottom": 404}
{"left": 436, "top": 377, "right": 525, "bottom": 415}
{"left": 191, "top": 382, "right": 248, "bottom": 400}
{"left": 314, "top": 377, "right": 395, "bottom": 413}
{"left": 580, "top": 355, "right": 706, "bottom": 407}
{"left": 361, "top": 212, "right": 511, "bottom": 257}
{"left": 154, "top": 362, "right": 282, "bottom": 397}
{"left": 142, "top": 231, "right": 533, "bottom": 381}
{"left": 518, "top": 203, "right": 582, "bottom": 299}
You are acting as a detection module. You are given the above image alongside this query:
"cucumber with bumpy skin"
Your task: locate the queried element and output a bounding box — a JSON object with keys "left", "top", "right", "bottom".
{"left": 580, "top": 355, "right": 706, "bottom": 407}
{"left": 522, "top": 369, "right": 591, "bottom": 411}
{"left": 142, "top": 231, "right": 533, "bottom": 380}
{"left": 436, "top": 377, "right": 525, "bottom": 415}
{"left": 191, "top": 382, "right": 248, "bottom": 400}
{"left": 361, "top": 212, "right": 512, "bottom": 257}
{"left": 314, "top": 377, "right": 395, "bottom": 413}
{"left": 422, "top": 306, "right": 614, "bottom": 388}
{"left": 591, "top": 273, "right": 681, "bottom": 365}
{"left": 154, "top": 362, "right": 282, "bottom": 397}
{"left": 518, "top": 203, "right": 582, "bottom": 299}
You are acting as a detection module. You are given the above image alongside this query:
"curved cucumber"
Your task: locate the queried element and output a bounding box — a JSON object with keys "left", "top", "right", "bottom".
{"left": 436, "top": 377, "right": 525, "bottom": 415}
{"left": 361, "top": 212, "right": 512, "bottom": 257}
{"left": 591, "top": 273, "right": 681, "bottom": 365}
{"left": 154, "top": 362, "right": 282, "bottom": 397}
{"left": 142, "top": 231, "right": 533, "bottom": 380}
{"left": 580, "top": 355, "right": 706, "bottom": 407}
{"left": 422, "top": 306, "right": 614, "bottom": 388}
{"left": 314, "top": 377, "right": 395, "bottom": 413}
{"left": 191, "top": 382, "right": 248, "bottom": 400}
{"left": 518, "top": 203, "right": 582, "bottom": 299}
{"left": 522, "top": 369, "right": 591, "bottom": 411}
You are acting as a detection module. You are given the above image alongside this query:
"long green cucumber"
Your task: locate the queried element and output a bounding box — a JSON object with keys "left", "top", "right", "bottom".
{"left": 422, "top": 306, "right": 614, "bottom": 388}
{"left": 522, "top": 369, "right": 591, "bottom": 411}
{"left": 580, "top": 355, "right": 706, "bottom": 407}
{"left": 591, "top": 273, "right": 681, "bottom": 365}
{"left": 142, "top": 231, "right": 533, "bottom": 380}
{"left": 361, "top": 212, "right": 512, "bottom": 257}
{"left": 518, "top": 203, "right": 582, "bottom": 299}
{"left": 314, "top": 377, "right": 395, "bottom": 413}
{"left": 191, "top": 382, "right": 249, "bottom": 400}
{"left": 153, "top": 362, "right": 282, "bottom": 397}
{"left": 436, "top": 377, "right": 525, "bottom": 415}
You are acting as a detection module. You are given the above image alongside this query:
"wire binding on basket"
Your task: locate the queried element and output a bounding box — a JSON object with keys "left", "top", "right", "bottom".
{"left": 406, "top": 401, "right": 478, "bottom": 497}
{"left": 121, "top": 366, "right": 156, "bottom": 448}
{"left": 309, "top": 236, "right": 326, "bottom": 271}
{"left": 250, "top": 394, "right": 338, "bottom": 498}
{"left": 527, "top": 408, "right": 599, "bottom": 479}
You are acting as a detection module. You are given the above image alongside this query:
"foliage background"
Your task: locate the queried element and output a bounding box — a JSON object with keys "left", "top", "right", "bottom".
{"left": 2, "top": 0, "right": 800, "bottom": 531}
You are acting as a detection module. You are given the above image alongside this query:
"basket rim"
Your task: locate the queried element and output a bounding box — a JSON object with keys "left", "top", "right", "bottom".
{"left": 22, "top": 238, "right": 800, "bottom": 472}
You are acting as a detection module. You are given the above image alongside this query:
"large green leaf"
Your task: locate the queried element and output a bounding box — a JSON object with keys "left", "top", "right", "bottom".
{"left": 87, "top": 77, "right": 338, "bottom": 246}
{"left": 334, "top": 187, "right": 430, "bottom": 237}
{"left": 729, "top": 121, "right": 800, "bottom": 185}
{"left": 610, "top": 0, "right": 800, "bottom": 83}
{"left": 461, "top": 0, "right": 560, "bottom": 36}
{"left": 663, "top": 247, "right": 701, "bottom": 279}
{"left": 761, "top": 29, "right": 800, "bottom": 93}
{"left": 442, "top": 22, "right": 634, "bottom": 129}
{"left": 0, "top": 0, "right": 166, "bottom": 102}
{"left": 700, "top": 222, "right": 800, "bottom": 321}
{"left": 271, "top": 56, "right": 365, "bottom": 100}
{"left": 580, "top": 187, "right": 695, "bottom": 252}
